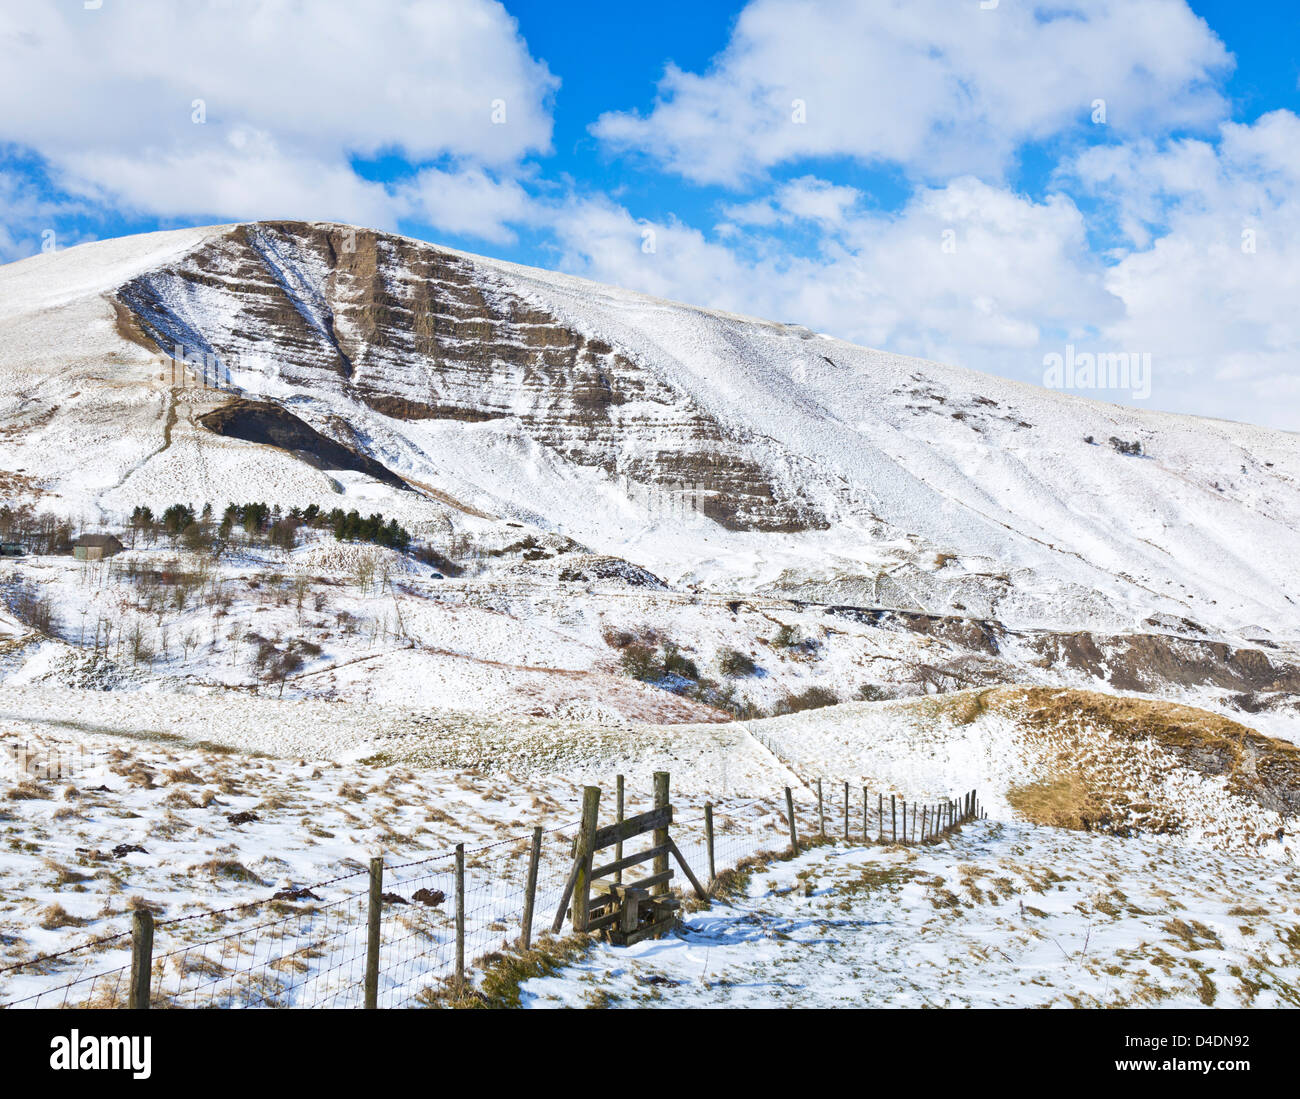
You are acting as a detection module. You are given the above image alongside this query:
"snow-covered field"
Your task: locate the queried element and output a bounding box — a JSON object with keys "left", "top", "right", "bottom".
{"left": 0, "top": 718, "right": 796, "bottom": 1007}
{"left": 521, "top": 821, "right": 1300, "bottom": 1008}
{"left": 1, "top": 672, "right": 1297, "bottom": 1008}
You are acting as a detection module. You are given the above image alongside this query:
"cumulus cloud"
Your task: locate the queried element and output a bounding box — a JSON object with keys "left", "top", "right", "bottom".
{"left": 1070, "top": 112, "right": 1300, "bottom": 425}
{"left": 721, "top": 176, "right": 862, "bottom": 229}
{"left": 396, "top": 166, "right": 538, "bottom": 245}
{"left": 593, "top": 0, "right": 1231, "bottom": 185}
{"left": 0, "top": 0, "right": 555, "bottom": 238}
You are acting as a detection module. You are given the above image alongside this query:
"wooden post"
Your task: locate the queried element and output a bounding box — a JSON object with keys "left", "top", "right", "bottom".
{"left": 704, "top": 803, "right": 716, "bottom": 886}
{"left": 901, "top": 798, "right": 907, "bottom": 844}
{"left": 843, "top": 781, "right": 849, "bottom": 839}
{"left": 520, "top": 825, "right": 543, "bottom": 950}
{"left": 365, "top": 856, "right": 383, "bottom": 1008}
{"left": 863, "top": 786, "right": 869, "bottom": 841}
{"left": 574, "top": 786, "right": 602, "bottom": 928}
{"left": 890, "top": 795, "right": 897, "bottom": 843}
{"left": 921, "top": 805, "right": 928, "bottom": 842}
{"left": 455, "top": 844, "right": 466, "bottom": 990}
{"left": 878, "top": 793, "right": 884, "bottom": 842}
{"left": 129, "top": 908, "right": 153, "bottom": 1010}
{"left": 652, "top": 772, "right": 669, "bottom": 897}
{"left": 785, "top": 786, "right": 799, "bottom": 854}
{"left": 615, "top": 773, "right": 625, "bottom": 885}
{"left": 817, "top": 779, "right": 825, "bottom": 837}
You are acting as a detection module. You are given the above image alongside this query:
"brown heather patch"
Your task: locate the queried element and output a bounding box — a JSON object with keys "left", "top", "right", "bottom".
{"left": 990, "top": 687, "right": 1300, "bottom": 823}
{"left": 1006, "top": 772, "right": 1121, "bottom": 833}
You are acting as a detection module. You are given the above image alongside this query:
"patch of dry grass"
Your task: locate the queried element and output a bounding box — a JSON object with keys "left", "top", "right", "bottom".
{"left": 416, "top": 934, "right": 591, "bottom": 1008}
{"left": 38, "top": 903, "right": 88, "bottom": 929}
{"left": 1006, "top": 772, "right": 1120, "bottom": 832}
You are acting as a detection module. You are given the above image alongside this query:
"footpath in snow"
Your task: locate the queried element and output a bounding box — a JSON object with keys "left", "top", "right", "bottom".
{"left": 521, "top": 820, "right": 1300, "bottom": 1009}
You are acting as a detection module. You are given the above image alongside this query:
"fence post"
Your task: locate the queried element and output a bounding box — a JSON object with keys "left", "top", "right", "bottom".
{"left": 878, "top": 793, "right": 884, "bottom": 842}
{"left": 615, "top": 773, "right": 625, "bottom": 885}
{"left": 785, "top": 786, "right": 799, "bottom": 854}
{"left": 891, "top": 795, "right": 897, "bottom": 844}
{"left": 863, "top": 786, "right": 869, "bottom": 841}
{"left": 817, "top": 779, "right": 825, "bottom": 837}
{"left": 520, "top": 825, "right": 543, "bottom": 950}
{"left": 843, "top": 781, "right": 849, "bottom": 839}
{"left": 704, "top": 802, "right": 716, "bottom": 886}
{"left": 921, "top": 806, "right": 928, "bottom": 842}
{"left": 129, "top": 908, "right": 153, "bottom": 1010}
{"left": 364, "top": 856, "right": 383, "bottom": 1008}
{"left": 901, "top": 799, "right": 907, "bottom": 844}
{"left": 574, "top": 786, "right": 602, "bottom": 928}
{"left": 455, "top": 844, "right": 466, "bottom": 991}
{"left": 652, "top": 772, "right": 669, "bottom": 897}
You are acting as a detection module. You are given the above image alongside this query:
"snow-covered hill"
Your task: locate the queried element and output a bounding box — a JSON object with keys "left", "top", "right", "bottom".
{"left": 2, "top": 220, "right": 1297, "bottom": 643}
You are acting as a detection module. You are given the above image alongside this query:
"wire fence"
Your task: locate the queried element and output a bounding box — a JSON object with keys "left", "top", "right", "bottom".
{"left": 0, "top": 776, "right": 981, "bottom": 1009}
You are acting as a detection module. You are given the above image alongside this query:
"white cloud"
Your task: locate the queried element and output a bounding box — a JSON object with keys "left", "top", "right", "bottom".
{"left": 721, "top": 176, "right": 862, "bottom": 229}
{"left": 0, "top": 0, "right": 555, "bottom": 237}
{"left": 593, "top": 0, "right": 1231, "bottom": 185}
{"left": 1071, "top": 112, "right": 1300, "bottom": 426}
{"left": 397, "top": 166, "right": 537, "bottom": 245}
{"left": 56, "top": 130, "right": 403, "bottom": 229}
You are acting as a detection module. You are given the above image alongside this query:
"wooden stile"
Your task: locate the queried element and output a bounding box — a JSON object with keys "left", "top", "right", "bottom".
{"left": 652, "top": 772, "right": 670, "bottom": 897}
{"left": 615, "top": 773, "right": 625, "bottom": 885}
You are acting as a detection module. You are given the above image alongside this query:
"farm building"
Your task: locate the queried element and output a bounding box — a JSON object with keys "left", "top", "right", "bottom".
{"left": 72, "top": 534, "right": 124, "bottom": 561}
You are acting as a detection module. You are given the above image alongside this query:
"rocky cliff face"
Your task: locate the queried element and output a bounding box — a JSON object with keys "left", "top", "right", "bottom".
{"left": 118, "top": 221, "right": 824, "bottom": 533}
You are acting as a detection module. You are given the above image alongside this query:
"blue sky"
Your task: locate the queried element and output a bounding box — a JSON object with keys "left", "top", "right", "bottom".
{"left": 2, "top": 0, "right": 1299, "bottom": 428}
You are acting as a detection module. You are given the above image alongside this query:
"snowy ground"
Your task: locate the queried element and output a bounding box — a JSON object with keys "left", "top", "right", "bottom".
{"left": 3, "top": 537, "right": 1295, "bottom": 744}
{"left": 0, "top": 716, "right": 800, "bottom": 1007}
{"left": 521, "top": 821, "right": 1300, "bottom": 1009}
{"left": 2, "top": 675, "right": 1297, "bottom": 1007}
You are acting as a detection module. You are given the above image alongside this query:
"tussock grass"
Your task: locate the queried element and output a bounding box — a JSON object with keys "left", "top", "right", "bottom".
{"left": 195, "top": 859, "right": 264, "bottom": 884}
{"left": 1006, "top": 772, "right": 1118, "bottom": 832}
{"left": 417, "top": 934, "right": 591, "bottom": 1008}
{"left": 38, "top": 903, "right": 88, "bottom": 930}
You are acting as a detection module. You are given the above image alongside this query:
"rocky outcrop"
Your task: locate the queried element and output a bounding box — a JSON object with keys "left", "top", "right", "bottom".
{"left": 116, "top": 221, "right": 824, "bottom": 533}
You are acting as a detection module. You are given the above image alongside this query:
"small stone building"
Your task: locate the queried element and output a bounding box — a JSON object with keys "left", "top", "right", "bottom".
{"left": 72, "top": 534, "right": 124, "bottom": 561}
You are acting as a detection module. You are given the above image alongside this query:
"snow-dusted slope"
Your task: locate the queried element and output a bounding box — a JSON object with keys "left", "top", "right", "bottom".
{"left": 1, "top": 221, "right": 1297, "bottom": 640}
